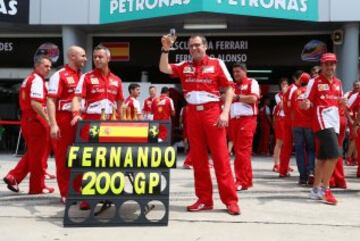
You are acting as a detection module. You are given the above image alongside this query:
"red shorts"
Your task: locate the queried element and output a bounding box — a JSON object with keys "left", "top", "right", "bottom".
{"left": 274, "top": 117, "right": 285, "bottom": 141}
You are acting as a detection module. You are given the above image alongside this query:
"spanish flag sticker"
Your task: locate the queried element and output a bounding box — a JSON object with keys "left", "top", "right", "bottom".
{"left": 101, "top": 42, "right": 130, "bottom": 62}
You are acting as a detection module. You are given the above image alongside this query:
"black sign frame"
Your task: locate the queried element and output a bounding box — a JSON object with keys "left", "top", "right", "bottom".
{"left": 0, "top": 0, "right": 29, "bottom": 23}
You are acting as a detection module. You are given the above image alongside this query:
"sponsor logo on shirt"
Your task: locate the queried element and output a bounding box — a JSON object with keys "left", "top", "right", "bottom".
{"left": 66, "top": 76, "right": 75, "bottom": 84}
{"left": 202, "top": 66, "right": 215, "bottom": 74}
{"left": 110, "top": 80, "right": 118, "bottom": 87}
{"left": 185, "top": 78, "right": 212, "bottom": 84}
{"left": 318, "top": 84, "right": 329, "bottom": 91}
{"left": 90, "top": 77, "right": 99, "bottom": 85}
{"left": 241, "top": 84, "right": 248, "bottom": 91}
{"left": 183, "top": 66, "right": 195, "bottom": 74}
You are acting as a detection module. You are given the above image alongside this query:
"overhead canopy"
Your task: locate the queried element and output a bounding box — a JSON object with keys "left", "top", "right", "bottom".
{"left": 101, "top": 0, "right": 319, "bottom": 24}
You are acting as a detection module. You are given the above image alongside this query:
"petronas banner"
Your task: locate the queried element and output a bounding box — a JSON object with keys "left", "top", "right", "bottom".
{"left": 100, "top": 0, "right": 319, "bottom": 24}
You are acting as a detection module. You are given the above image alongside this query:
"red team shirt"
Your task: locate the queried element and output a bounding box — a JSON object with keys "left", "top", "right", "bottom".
{"left": 170, "top": 55, "right": 233, "bottom": 104}
{"left": 143, "top": 97, "right": 154, "bottom": 113}
{"left": 230, "top": 78, "right": 260, "bottom": 118}
{"left": 346, "top": 90, "right": 359, "bottom": 119}
{"left": 20, "top": 72, "right": 47, "bottom": 118}
{"left": 124, "top": 96, "right": 141, "bottom": 119}
{"left": 283, "top": 84, "right": 298, "bottom": 121}
{"left": 291, "top": 86, "right": 313, "bottom": 128}
{"left": 75, "top": 69, "right": 124, "bottom": 114}
{"left": 274, "top": 92, "right": 285, "bottom": 118}
{"left": 48, "top": 65, "right": 81, "bottom": 112}
{"left": 304, "top": 75, "right": 343, "bottom": 133}
{"left": 152, "top": 94, "right": 175, "bottom": 120}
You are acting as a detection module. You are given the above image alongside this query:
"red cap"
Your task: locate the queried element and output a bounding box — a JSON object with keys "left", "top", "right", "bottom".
{"left": 300, "top": 72, "right": 311, "bottom": 85}
{"left": 320, "top": 53, "right": 337, "bottom": 63}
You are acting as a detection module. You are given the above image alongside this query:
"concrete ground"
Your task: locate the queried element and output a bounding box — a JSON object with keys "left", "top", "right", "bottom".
{"left": 0, "top": 153, "right": 359, "bottom": 241}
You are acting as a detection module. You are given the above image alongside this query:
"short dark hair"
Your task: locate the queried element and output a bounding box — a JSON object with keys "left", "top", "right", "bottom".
{"left": 232, "top": 63, "right": 247, "bottom": 72}
{"left": 34, "top": 55, "right": 52, "bottom": 67}
{"left": 128, "top": 83, "right": 140, "bottom": 94}
{"left": 149, "top": 85, "right": 156, "bottom": 90}
{"left": 293, "top": 70, "right": 304, "bottom": 80}
{"left": 279, "top": 77, "right": 289, "bottom": 85}
{"left": 161, "top": 86, "right": 169, "bottom": 94}
{"left": 188, "top": 35, "right": 208, "bottom": 47}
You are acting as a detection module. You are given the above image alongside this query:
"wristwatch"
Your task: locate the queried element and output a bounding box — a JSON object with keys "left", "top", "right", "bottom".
{"left": 161, "top": 47, "right": 170, "bottom": 53}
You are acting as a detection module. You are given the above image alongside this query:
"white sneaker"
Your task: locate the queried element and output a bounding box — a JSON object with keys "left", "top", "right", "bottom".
{"left": 309, "top": 187, "right": 324, "bottom": 200}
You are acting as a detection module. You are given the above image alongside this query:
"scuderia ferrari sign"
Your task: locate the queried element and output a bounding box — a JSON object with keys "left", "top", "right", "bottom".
{"left": 100, "top": 0, "right": 318, "bottom": 24}
{"left": 0, "top": 0, "right": 29, "bottom": 23}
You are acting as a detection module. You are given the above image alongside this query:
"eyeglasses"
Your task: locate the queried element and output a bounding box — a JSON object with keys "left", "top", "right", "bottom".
{"left": 189, "top": 43, "right": 202, "bottom": 48}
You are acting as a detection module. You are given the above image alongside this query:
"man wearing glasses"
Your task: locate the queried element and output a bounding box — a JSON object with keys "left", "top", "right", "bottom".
{"left": 159, "top": 35, "right": 240, "bottom": 215}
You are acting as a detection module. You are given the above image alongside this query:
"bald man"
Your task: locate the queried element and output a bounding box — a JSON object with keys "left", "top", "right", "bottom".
{"left": 47, "top": 46, "right": 87, "bottom": 203}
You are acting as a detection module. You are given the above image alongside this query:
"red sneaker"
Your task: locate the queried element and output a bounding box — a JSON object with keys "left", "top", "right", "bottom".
{"left": 60, "top": 196, "right": 67, "bottom": 204}
{"left": 187, "top": 200, "right": 213, "bottom": 212}
{"left": 80, "top": 201, "right": 91, "bottom": 210}
{"left": 226, "top": 203, "right": 240, "bottom": 215}
{"left": 183, "top": 163, "right": 193, "bottom": 169}
{"left": 45, "top": 172, "right": 56, "bottom": 180}
{"left": 279, "top": 173, "right": 291, "bottom": 178}
{"left": 272, "top": 164, "right": 279, "bottom": 172}
{"left": 323, "top": 189, "right": 337, "bottom": 205}
{"left": 29, "top": 186, "right": 54, "bottom": 194}
{"left": 3, "top": 174, "right": 19, "bottom": 193}
{"left": 42, "top": 186, "right": 55, "bottom": 194}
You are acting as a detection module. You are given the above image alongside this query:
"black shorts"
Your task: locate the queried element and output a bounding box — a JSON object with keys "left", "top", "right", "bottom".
{"left": 315, "top": 128, "right": 340, "bottom": 160}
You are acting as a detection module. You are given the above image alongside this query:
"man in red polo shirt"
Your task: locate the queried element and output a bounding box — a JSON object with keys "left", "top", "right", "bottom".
{"left": 152, "top": 86, "right": 175, "bottom": 142}
{"left": 348, "top": 87, "right": 360, "bottom": 177}
{"left": 279, "top": 74, "right": 298, "bottom": 177}
{"left": 303, "top": 53, "right": 344, "bottom": 205}
{"left": 72, "top": 45, "right": 124, "bottom": 123}
{"left": 124, "top": 83, "right": 143, "bottom": 120}
{"left": 272, "top": 77, "right": 289, "bottom": 172}
{"left": 47, "top": 46, "right": 87, "bottom": 203}
{"left": 71, "top": 45, "right": 124, "bottom": 210}
{"left": 229, "top": 63, "right": 259, "bottom": 191}
{"left": 3, "top": 56, "right": 54, "bottom": 194}
{"left": 143, "top": 85, "right": 157, "bottom": 120}
{"left": 159, "top": 34, "right": 240, "bottom": 215}
{"left": 273, "top": 78, "right": 288, "bottom": 172}
{"left": 344, "top": 81, "right": 360, "bottom": 165}
{"left": 290, "top": 71, "right": 315, "bottom": 185}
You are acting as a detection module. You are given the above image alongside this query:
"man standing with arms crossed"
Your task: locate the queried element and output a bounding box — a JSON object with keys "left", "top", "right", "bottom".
{"left": 303, "top": 53, "right": 344, "bottom": 205}
{"left": 229, "top": 63, "right": 259, "bottom": 191}
{"left": 159, "top": 34, "right": 240, "bottom": 215}
{"left": 3, "top": 56, "right": 54, "bottom": 194}
{"left": 47, "top": 46, "right": 87, "bottom": 203}
{"left": 71, "top": 45, "right": 124, "bottom": 210}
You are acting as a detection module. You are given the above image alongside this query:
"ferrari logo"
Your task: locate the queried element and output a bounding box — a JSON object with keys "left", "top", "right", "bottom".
{"left": 89, "top": 125, "right": 99, "bottom": 137}
{"left": 149, "top": 125, "right": 159, "bottom": 137}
